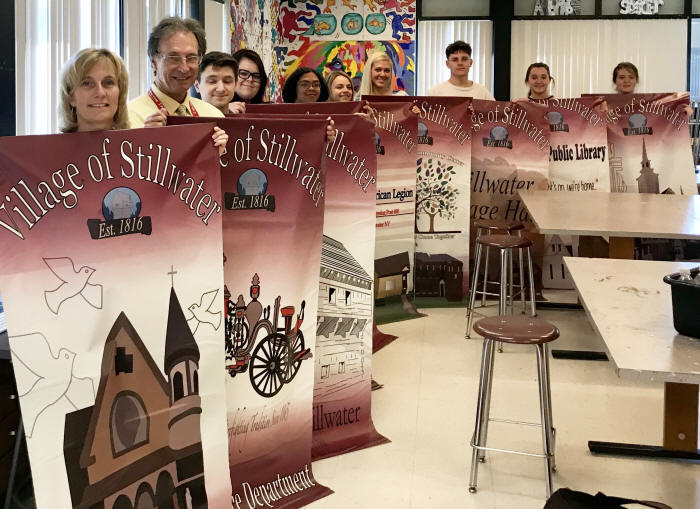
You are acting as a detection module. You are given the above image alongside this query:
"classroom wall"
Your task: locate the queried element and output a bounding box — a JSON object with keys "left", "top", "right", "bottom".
{"left": 230, "top": 0, "right": 416, "bottom": 102}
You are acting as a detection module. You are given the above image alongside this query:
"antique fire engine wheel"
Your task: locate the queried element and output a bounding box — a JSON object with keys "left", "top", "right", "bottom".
{"left": 249, "top": 333, "right": 288, "bottom": 397}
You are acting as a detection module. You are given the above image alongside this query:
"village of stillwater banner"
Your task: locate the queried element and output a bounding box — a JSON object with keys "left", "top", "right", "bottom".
{"left": 364, "top": 99, "right": 419, "bottom": 322}
{"left": 171, "top": 115, "right": 333, "bottom": 508}
{"left": 242, "top": 106, "right": 389, "bottom": 460}
{"left": 369, "top": 95, "right": 473, "bottom": 304}
{"left": 0, "top": 124, "right": 232, "bottom": 508}
{"left": 538, "top": 96, "right": 609, "bottom": 288}
{"left": 596, "top": 92, "right": 696, "bottom": 195}
{"left": 470, "top": 99, "right": 551, "bottom": 293}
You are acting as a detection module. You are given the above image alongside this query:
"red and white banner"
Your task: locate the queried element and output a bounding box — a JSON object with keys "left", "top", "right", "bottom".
{"left": 364, "top": 99, "right": 418, "bottom": 313}
{"left": 0, "top": 124, "right": 232, "bottom": 508}
{"left": 170, "top": 115, "right": 332, "bottom": 508}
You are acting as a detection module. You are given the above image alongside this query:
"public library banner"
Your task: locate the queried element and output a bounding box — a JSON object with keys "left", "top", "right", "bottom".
{"left": 540, "top": 96, "right": 610, "bottom": 288}
{"left": 170, "top": 115, "right": 332, "bottom": 508}
{"left": 0, "top": 124, "right": 232, "bottom": 508}
{"left": 470, "top": 99, "right": 551, "bottom": 292}
{"left": 364, "top": 98, "right": 418, "bottom": 319}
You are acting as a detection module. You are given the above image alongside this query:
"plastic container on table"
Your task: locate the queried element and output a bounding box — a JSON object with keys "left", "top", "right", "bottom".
{"left": 663, "top": 267, "right": 700, "bottom": 338}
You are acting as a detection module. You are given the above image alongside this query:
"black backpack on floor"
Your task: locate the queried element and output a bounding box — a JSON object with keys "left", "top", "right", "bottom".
{"left": 544, "top": 488, "right": 672, "bottom": 509}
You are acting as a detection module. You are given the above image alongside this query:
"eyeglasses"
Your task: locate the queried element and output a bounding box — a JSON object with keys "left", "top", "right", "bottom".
{"left": 160, "top": 53, "right": 201, "bottom": 66}
{"left": 238, "top": 69, "right": 262, "bottom": 83}
{"left": 298, "top": 80, "right": 321, "bottom": 89}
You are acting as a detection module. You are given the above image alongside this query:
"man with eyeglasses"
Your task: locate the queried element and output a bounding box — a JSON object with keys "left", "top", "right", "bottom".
{"left": 128, "top": 17, "right": 224, "bottom": 128}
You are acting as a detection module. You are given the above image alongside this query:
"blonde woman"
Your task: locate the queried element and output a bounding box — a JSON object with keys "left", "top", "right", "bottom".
{"left": 357, "top": 52, "right": 407, "bottom": 98}
{"left": 59, "top": 48, "right": 131, "bottom": 132}
{"left": 325, "top": 71, "right": 354, "bottom": 102}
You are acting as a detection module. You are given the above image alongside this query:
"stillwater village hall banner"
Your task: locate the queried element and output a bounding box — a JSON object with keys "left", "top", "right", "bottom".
{"left": 470, "top": 99, "right": 551, "bottom": 294}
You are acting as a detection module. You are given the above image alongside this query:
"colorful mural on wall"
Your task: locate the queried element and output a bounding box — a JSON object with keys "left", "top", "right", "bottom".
{"left": 231, "top": 0, "right": 416, "bottom": 102}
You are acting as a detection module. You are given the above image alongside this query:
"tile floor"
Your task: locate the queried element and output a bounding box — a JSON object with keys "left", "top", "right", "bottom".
{"left": 307, "top": 295, "right": 700, "bottom": 509}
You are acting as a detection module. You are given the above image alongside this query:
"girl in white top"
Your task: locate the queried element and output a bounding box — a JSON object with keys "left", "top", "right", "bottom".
{"left": 357, "top": 52, "right": 407, "bottom": 98}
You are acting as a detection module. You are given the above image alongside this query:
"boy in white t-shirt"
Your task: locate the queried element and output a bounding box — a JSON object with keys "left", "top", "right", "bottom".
{"left": 427, "top": 40, "right": 495, "bottom": 100}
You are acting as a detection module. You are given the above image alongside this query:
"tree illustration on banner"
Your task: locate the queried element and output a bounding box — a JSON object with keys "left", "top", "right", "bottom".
{"left": 415, "top": 158, "right": 458, "bottom": 233}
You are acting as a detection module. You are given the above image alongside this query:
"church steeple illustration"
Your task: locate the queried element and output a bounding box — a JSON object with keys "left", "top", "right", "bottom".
{"left": 164, "top": 269, "right": 203, "bottom": 456}
{"left": 636, "top": 137, "right": 660, "bottom": 194}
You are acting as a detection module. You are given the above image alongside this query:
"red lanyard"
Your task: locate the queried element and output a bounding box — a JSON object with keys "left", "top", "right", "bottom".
{"left": 148, "top": 88, "right": 199, "bottom": 117}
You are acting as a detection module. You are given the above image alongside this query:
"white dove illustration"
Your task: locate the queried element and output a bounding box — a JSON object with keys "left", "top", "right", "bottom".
{"left": 9, "top": 332, "right": 95, "bottom": 438}
{"left": 43, "top": 257, "right": 103, "bottom": 314}
{"left": 187, "top": 289, "right": 222, "bottom": 334}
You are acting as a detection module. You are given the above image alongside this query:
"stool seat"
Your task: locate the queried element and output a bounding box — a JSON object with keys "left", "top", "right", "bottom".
{"left": 474, "top": 220, "right": 525, "bottom": 232}
{"left": 476, "top": 233, "right": 533, "bottom": 249}
{"left": 473, "top": 316, "right": 559, "bottom": 345}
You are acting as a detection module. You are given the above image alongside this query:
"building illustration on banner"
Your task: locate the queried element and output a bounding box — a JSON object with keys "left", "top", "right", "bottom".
{"left": 224, "top": 273, "right": 312, "bottom": 398}
{"left": 414, "top": 253, "right": 463, "bottom": 301}
{"left": 637, "top": 138, "right": 660, "bottom": 193}
{"left": 315, "top": 236, "right": 371, "bottom": 398}
{"left": 608, "top": 143, "right": 626, "bottom": 192}
{"left": 609, "top": 138, "right": 682, "bottom": 195}
{"left": 374, "top": 252, "right": 410, "bottom": 299}
{"left": 63, "top": 282, "right": 208, "bottom": 509}
{"left": 542, "top": 235, "right": 578, "bottom": 289}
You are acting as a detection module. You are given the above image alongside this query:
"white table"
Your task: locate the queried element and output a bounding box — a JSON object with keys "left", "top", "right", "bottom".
{"left": 520, "top": 191, "right": 700, "bottom": 259}
{"left": 564, "top": 257, "right": 700, "bottom": 459}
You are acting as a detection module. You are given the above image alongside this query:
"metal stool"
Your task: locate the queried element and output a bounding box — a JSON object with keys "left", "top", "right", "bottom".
{"left": 473, "top": 221, "right": 525, "bottom": 311}
{"left": 468, "top": 315, "right": 559, "bottom": 498}
{"left": 466, "top": 234, "right": 537, "bottom": 349}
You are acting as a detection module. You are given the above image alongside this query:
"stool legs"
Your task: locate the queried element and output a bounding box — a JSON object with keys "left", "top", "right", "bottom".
{"left": 465, "top": 241, "right": 483, "bottom": 338}
{"left": 469, "top": 341, "right": 557, "bottom": 498}
{"left": 481, "top": 246, "right": 490, "bottom": 307}
{"left": 469, "top": 338, "right": 496, "bottom": 493}
{"left": 536, "top": 343, "right": 555, "bottom": 498}
{"left": 542, "top": 343, "right": 556, "bottom": 472}
{"left": 527, "top": 247, "right": 537, "bottom": 317}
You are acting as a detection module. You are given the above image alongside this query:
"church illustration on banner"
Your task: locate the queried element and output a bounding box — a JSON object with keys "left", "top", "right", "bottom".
{"left": 609, "top": 137, "right": 682, "bottom": 195}
{"left": 63, "top": 283, "right": 208, "bottom": 509}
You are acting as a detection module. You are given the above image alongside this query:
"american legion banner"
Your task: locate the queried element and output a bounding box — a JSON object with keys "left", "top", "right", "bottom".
{"left": 364, "top": 98, "right": 418, "bottom": 318}
{"left": 539, "top": 96, "right": 610, "bottom": 289}
{"left": 597, "top": 93, "right": 696, "bottom": 195}
{"left": 170, "top": 115, "right": 332, "bottom": 508}
{"left": 470, "top": 99, "right": 551, "bottom": 293}
{"left": 239, "top": 109, "right": 389, "bottom": 460}
{"left": 0, "top": 124, "right": 232, "bottom": 509}
{"left": 364, "top": 96, "right": 473, "bottom": 303}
